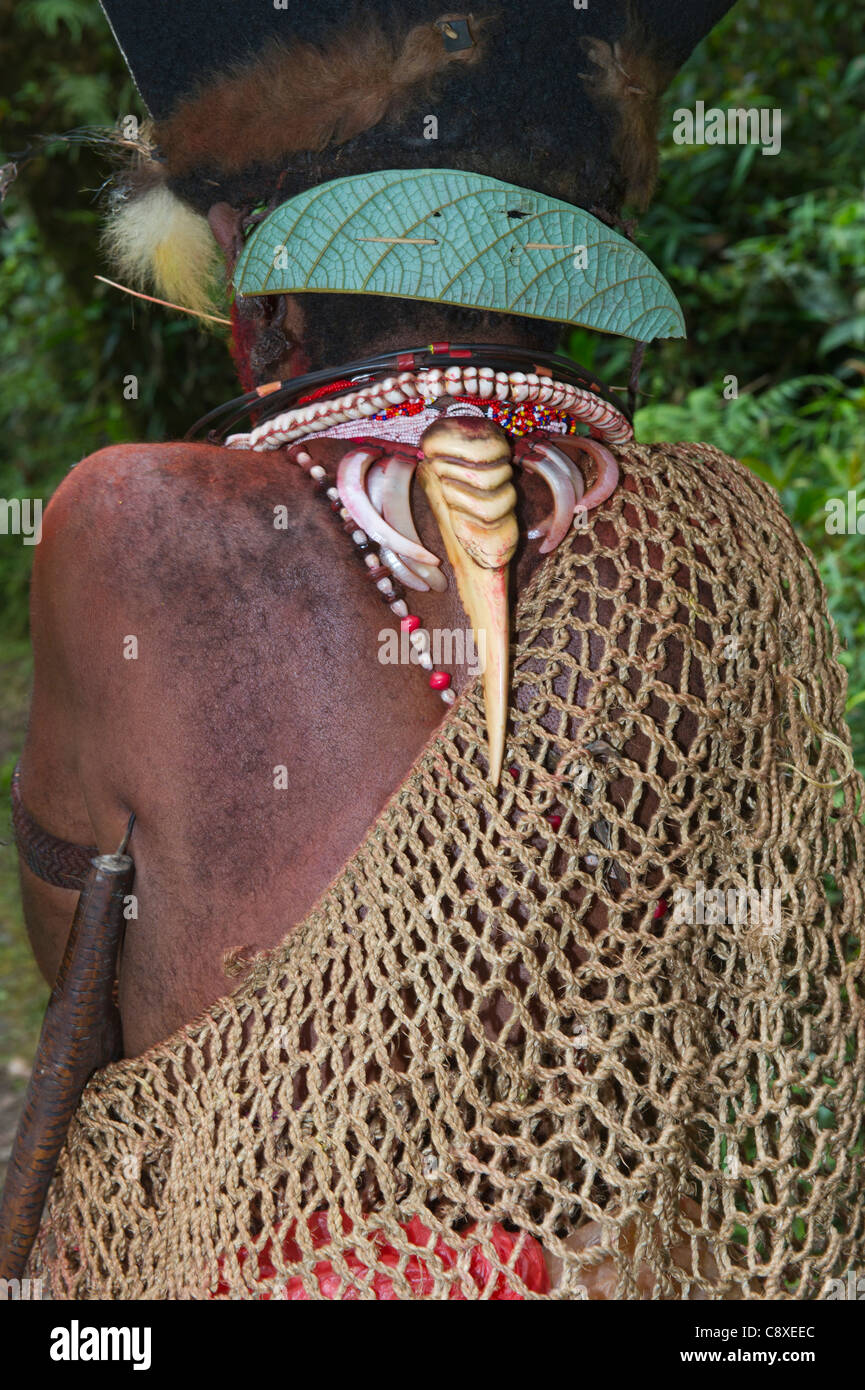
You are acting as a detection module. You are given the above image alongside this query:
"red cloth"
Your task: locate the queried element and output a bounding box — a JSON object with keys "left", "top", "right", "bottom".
{"left": 212, "top": 1210, "right": 549, "bottom": 1300}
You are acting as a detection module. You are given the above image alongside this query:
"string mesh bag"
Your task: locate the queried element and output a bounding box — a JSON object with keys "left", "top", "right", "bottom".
{"left": 29, "top": 439, "right": 865, "bottom": 1300}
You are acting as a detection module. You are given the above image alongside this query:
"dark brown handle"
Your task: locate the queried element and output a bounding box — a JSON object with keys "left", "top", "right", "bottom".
{"left": 0, "top": 851, "right": 134, "bottom": 1280}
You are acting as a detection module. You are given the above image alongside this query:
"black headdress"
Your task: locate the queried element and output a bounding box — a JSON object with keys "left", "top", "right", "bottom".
{"left": 99, "top": 1, "right": 735, "bottom": 314}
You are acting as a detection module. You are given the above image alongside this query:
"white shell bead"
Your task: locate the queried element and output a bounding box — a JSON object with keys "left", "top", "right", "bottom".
{"left": 477, "top": 368, "right": 495, "bottom": 399}
{"left": 383, "top": 377, "right": 404, "bottom": 404}
{"left": 509, "top": 372, "right": 529, "bottom": 402}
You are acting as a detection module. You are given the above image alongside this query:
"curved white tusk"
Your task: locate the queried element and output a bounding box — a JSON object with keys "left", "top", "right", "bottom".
{"left": 379, "top": 545, "right": 431, "bottom": 592}
{"left": 521, "top": 440, "right": 584, "bottom": 554}
{"left": 368, "top": 464, "right": 429, "bottom": 588}
{"left": 376, "top": 456, "right": 447, "bottom": 592}
{"left": 365, "top": 460, "right": 386, "bottom": 514}
{"left": 336, "top": 449, "right": 440, "bottom": 566}
{"left": 529, "top": 440, "right": 586, "bottom": 500}
{"left": 573, "top": 439, "right": 620, "bottom": 511}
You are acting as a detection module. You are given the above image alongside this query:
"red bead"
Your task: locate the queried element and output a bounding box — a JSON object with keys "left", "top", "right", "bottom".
{"left": 429, "top": 671, "right": 451, "bottom": 691}
{"left": 546, "top": 814, "right": 562, "bottom": 831}
{"left": 401, "top": 615, "right": 421, "bottom": 633}
{"left": 653, "top": 898, "right": 668, "bottom": 920}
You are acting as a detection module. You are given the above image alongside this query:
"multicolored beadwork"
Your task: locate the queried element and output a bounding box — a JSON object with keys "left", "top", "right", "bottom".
{"left": 353, "top": 394, "right": 585, "bottom": 440}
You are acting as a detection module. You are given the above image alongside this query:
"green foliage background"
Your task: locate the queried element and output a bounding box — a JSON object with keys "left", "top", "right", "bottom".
{"left": 0, "top": 0, "right": 863, "bottom": 1062}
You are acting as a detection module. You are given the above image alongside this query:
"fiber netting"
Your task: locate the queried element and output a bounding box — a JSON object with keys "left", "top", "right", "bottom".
{"left": 31, "top": 440, "right": 865, "bottom": 1299}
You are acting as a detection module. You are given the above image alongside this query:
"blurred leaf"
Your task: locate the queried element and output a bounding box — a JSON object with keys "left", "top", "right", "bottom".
{"left": 819, "top": 316, "right": 865, "bottom": 355}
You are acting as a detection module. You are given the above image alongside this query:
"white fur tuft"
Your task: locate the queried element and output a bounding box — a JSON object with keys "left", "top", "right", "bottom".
{"left": 102, "top": 183, "right": 223, "bottom": 316}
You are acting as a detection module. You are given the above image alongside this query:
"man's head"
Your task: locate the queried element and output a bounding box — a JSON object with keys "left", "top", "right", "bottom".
{"left": 208, "top": 190, "right": 564, "bottom": 382}
{"left": 101, "top": 1, "right": 736, "bottom": 380}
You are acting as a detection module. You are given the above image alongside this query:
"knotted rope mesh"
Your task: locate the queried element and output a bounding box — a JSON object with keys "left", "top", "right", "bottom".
{"left": 31, "top": 440, "right": 865, "bottom": 1299}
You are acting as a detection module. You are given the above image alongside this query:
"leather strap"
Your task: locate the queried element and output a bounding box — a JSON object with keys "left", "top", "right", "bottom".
{"left": 10, "top": 763, "right": 97, "bottom": 891}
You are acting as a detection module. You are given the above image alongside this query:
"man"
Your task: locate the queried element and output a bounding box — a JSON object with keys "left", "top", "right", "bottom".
{"left": 10, "top": 1, "right": 864, "bottom": 1299}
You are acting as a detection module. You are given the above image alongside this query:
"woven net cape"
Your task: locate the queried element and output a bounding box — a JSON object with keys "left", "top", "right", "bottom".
{"left": 29, "top": 440, "right": 865, "bottom": 1300}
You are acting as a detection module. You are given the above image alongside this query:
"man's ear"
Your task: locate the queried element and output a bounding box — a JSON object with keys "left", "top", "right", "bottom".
{"left": 207, "top": 203, "right": 244, "bottom": 269}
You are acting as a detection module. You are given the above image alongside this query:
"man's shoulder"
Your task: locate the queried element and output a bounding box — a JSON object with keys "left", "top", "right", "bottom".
{"left": 36, "top": 439, "right": 323, "bottom": 622}
{"left": 45, "top": 440, "right": 226, "bottom": 527}
{"left": 39, "top": 440, "right": 278, "bottom": 569}
{"left": 31, "top": 443, "right": 234, "bottom": 635}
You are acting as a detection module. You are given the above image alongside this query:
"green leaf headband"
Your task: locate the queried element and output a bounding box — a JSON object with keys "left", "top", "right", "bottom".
{"left": 233, "top": 168, "right": 685, "bottom": 342}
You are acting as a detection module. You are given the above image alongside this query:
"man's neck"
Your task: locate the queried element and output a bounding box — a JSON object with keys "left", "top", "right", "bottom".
{"left": 276, "top": 296, "right": 563, "bottom": 381}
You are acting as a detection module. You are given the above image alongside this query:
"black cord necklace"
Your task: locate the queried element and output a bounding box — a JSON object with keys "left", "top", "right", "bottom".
{"left": 186, "top": 342, "right": 630, "bottom": 445}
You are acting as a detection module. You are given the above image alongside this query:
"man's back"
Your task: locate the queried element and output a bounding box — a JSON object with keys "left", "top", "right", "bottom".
{"left": 20, "top": 434, "right": 557, "bottom": 1053}
{"left": 27, "top": 435, "right": 865, "bottom": 1301}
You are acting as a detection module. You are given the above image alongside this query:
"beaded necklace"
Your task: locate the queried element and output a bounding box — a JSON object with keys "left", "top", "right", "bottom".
{"left": 286, "top": 392, "right": 620, "bottom": 710}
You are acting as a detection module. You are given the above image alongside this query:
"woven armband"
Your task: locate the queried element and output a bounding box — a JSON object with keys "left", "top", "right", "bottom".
{"left": 10, "top": 762, "right": 97, "bottom": 891}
